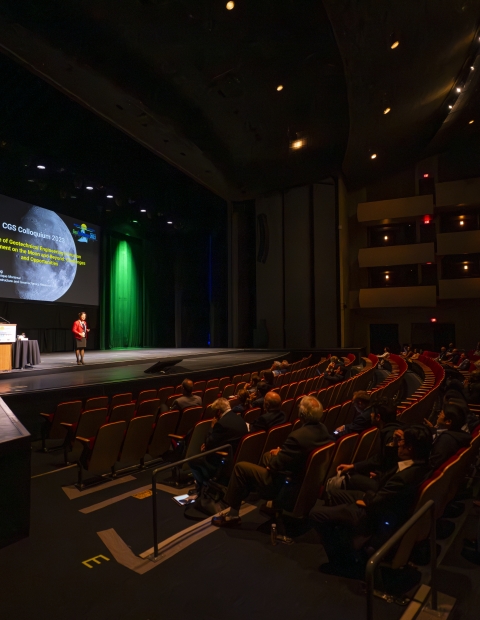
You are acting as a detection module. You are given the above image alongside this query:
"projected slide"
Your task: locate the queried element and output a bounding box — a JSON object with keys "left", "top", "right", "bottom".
{"left": 0, "top": 194, "right": 100, "bottom": 305}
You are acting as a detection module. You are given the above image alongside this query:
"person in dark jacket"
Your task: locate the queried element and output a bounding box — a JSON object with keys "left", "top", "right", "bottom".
{"left": 425, "top": 403, "right": 471, "bottom": 470}
{"left": 335, "top": 398, "right": 402, "bottom": 492}
{"left": 189, "top": 398, "right": 248, "bottom": 494}
{"left": 250, "top": 391, "right": 286, "bottom": 432}
{"left": 464, "top": 371, "right": 480, "bottom": 405}
{"left": 310, "top": 425, "right": 432, "bottom": 576}
{"left": 212, "top": 396, "right": 331, "bottom": 527}
{"left": 232, "top": 389, "right": 251, "bottom": 415}
{"left": 334, "top": 391, "right": 373, "bottom": 437}
{"left": 169, "top": 379, "right": 203, "bottom": 413}
{"left": 250, "top": 380, "right": 271, "bottom": 410}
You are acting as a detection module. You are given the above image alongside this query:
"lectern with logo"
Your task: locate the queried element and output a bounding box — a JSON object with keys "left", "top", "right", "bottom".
{"left": 0, "top": 324, "right": 16, "bottom": 371}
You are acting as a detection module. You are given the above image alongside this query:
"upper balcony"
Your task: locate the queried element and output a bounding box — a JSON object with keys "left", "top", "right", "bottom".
{"left": 437, "top": 229, "right": 480, "bottom": 255}
{"left": 358, "top": 243, "right": 435, "bottom": 268}
{"left": 439, "top": 278, "right": 480, "bottom": 299}
{"left": 358, "top": 194, "right": 434, "bottom": 223}
{"left": 435, "top": 178, "right": 480, "bottom": 208}
{"left": 359, "top": 286, "right": 437, "bottom": 308}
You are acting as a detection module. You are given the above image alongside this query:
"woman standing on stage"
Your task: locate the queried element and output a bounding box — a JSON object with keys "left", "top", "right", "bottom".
{"left": 72, "top": 312, "right": 90, "bottom": 365}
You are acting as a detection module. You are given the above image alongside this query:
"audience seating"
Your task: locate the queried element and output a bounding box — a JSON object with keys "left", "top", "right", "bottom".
{"left": 109, "top": 403, "right": 135, "bottom": 424}
{"left": 84, "top": 396, "right": 109, "bottom": 411}
{"left": 260, "top": 423, "right": 292, "bottom": 462}
{"left": 136, "top": 398, "right": 160, "bottom": 418}
{"left": 173, "top": 406, "right": 204, "bottom": 439}
{"left": 40, "top": 400, "right": 83, "bottom": 451}
{"left": 76, "top": 421, "right": 127, "bottom": 488}
{"left": 148, "top": 411, "right": 180, "bottom": 459}
{"left": 118, "top": 415, "right": 154, "bottom": 467}
{"left": 166, "top": 393, "right": 182, "bottom": 408}
{"left": 137, "top": 389, "right": 157, "bottom": 405}
{"left": 352, "top": 427, "right": 378, "bottom": 463}
{"left": 157, "top": 387, "right": 174, "bottom": 404}
{"left": 203, "top": 387, "right": 219, "bottom": 409}
{"left": 205, "top": 378, "right": 219, "bottom": 390}
{"left": 244, "top": 407, "right": 261, "bottom": 425}
{"left": 110, "top": 393, "right": 133, "bottom": 410}
{"left": 222, "top": 384, "right": 235, "bottom": 399}
{"left": 324, "top": 433, "right": 359, "bottom": 482}
{"left": 61, "top": 407, "right": 108, "bottom": 463}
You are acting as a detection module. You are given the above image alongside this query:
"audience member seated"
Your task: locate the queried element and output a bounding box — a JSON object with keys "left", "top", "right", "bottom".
{"left": 401, "top": 345, "right": 413, "bottom": 359}
{"left": 211, "top": 396, "right": 331, "bottom": 527}
{"left": 411, "top": 348, "right": 422, "bottom": 360}
{"left": 443, "top": 390, "right": 480, "bottom": 433}
{"left": 189, "top": 398, "right": 248, "bottom": 496}
{"left": 271, "top": 361, "right": 282, "bottom": 377}
{"left": 334, "top": 391, "right": 373, "bottom": 437}
{"left": 334, "top": 398, "right": 402, "bottom": 492}
{"left": 473, "top": 342, "right": 480, "bottom": 357}
{"left": 377, "top": 347, "right": 390, "bottom": 367}
{"left": 169, "top": 379, "right": 203, "bottom": 413}
{"left": 280, "top": 360, "right": 289, "bottom": 374}
{"left": 448, "top": 349, "right": 461, "bottom": 366}
{"left": 447, "top": 342, "right": 455, "bottom": 353}
{"left": 455, "top": 353, "right": 471, "bottom": 371}
{"left": 232, "top": 389, "right": 251, "bottom": 415}
{"left": 246, "top": 373, "right": 260, "bottom": 394}
{"left": 435, "top": 346, "right": 448, "bottom": 362}
{"left": 423, "top": 403, "right": 470, "bottom": 470}
{"left": 251, "top": 380, "right": 271, "bottom": 409}
{"left": 249, "top": 392, "right": 285, "bottom": 432}
{"left": 309, "top": 426, "right": 432, "bottom": 577}
{"left": 262, "top": 370, "right": 275, "bottom": 391}
{"left": 322, "top": 358, "right": 346, "bottom": 385}
{"left": 464, "top": 371, "right": 480, "bottom": 405}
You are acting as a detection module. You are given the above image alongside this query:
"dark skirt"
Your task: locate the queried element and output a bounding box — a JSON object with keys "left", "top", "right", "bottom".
{"left": 75, "top": 337, "right": 87, "bottom": 349}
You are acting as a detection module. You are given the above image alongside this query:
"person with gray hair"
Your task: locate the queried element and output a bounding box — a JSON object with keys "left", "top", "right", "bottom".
{"left": 189, "top": 397, "right": 248, "bottom": 496}
{"left": 212, "top": 396, "right": 331, "bottom": 527}
{"left": 271, "top": 361, "right": 282, "bottom": 377}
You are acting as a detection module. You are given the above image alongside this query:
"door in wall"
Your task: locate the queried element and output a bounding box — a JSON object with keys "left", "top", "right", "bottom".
{"left": 369, "top": 324, "right": 399, "bottom": 354}
{"left": 411, "top": 323, "right": 456, "bottom": 353}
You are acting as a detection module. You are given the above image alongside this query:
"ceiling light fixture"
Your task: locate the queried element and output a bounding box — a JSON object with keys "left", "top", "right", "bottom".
{"left": 423, "top": 173, "right": 429, "bottom": 178}
{"left": 86, "top": 186, "right": 93, "bottom": 190}
{"left": 290, "top": 139, "right": 306, "bottom": 150}
{"left": 471, "top": 66, "right": 475, "bottom": 70}
{"left": 385, "top": 274, "right": 390, "bottom": 279}
{"left": 106, "top": 195, "right": 113, "bottom": 198}
{"left": 167, "top": 221, "right": 173, "bottom": 224}
{"left": 226, "top": 1, "right": 234, "bottom": 9}
{"left": 27, "top": 179, "right": 34, "bottom": 183}
{"left": 469, "top": 119, "right": 474, "bottom": 124}
{"left": 460, "top": 220, "right": 464, "bottom": 225}
{"left": 390, "top": 41, "right": 399, "bottom": 49}
{"left": 132, "top": 220, "right": 138, "bottom": 223}
{"left": 448, "top": 105, "right": 453, "bottom": 109}
{"left": 464, "top": 264, "right": 468, "bottom": 270}
{"left": 370, "top": 153, "right": 377, "bottom": 159}
{"left": 430, "top": 317, "right": 437, "bottom": 323}
{"left": 456, "top": 87, "right": 462, "bottom": 93}
{"left": 276, "top": 85, "right": 284, "bottom": 91}
{"left": 37, "top": 165, "right": 45, "bottom": 169}
{"left": 383, "top": 107, "right": 391, "bottom": 114}
{"left": 140, "top": 209, "right": 146, "bottom": 213}
{"left": 384, "top": 235, "right": 388, "bottom": 240}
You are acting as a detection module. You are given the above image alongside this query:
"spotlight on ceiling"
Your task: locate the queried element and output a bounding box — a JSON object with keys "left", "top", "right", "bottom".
{"left": 423, "top": 173, "right": 429, "bottom": 178}
{"left": 471, "top": 66, "right": 475, "bottom": 70}
{"left": 390, "top": 41, "right": 399, "bottom": 49}
{"left": 456, "top": 87, "right": 462, "bottom": 93}
{"left": 37, "top": 165, "right": 45, "bottom": 170}
{"left": 86, "top": 186, "right": 93, "bottom": 190}
{"left": 370, "top": 153, "right": 377, "bottom": 159}
{"left": 430, "top": 317, "right": 437, "bottom": 323}
{"left": 27, "top": 179, "right": 34, "bottom": 183}
{"left": 464, "top": 264, "right": 469, "bottom": 270}
{"left": 226, "top": 1, "right": 234, "bottom": 9}
{"left": 167, "top": 221, "right": 173, "bottom": 225}
{"left": 140, "top": 209, "right": 146, "bottom": 213}
{"left": 460, "top": 220, "right": 464, "bottom": 225}
{"left": 469, "top": 119, "right": 474, "bottom": 124}
{"left": 132, "top": 220, "right": 138, "bottom": 223}
{"left": 106, "top": 195, "right": 114, "bottom": 198}
{"left": 290, "top": 138, "right": 306, "bottom": 150}
{"left": 448, "top": 105, "right": 453, "bottom": 109}
{"left": 276, "top": 85, "right": 284, "bottom": 91}
{"left": 385, "top": 274, "right": 390, "bottom": 279}
{"left": 383, "top": 107, "right": 391, "bottom": 114}
{"left": 384, "top": 236, "right": 388, "bottom": 241}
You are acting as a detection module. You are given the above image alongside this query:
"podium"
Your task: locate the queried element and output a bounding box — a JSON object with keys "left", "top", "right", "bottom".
{"left": 0, "top": 324, "right": 16, "bottom": 371}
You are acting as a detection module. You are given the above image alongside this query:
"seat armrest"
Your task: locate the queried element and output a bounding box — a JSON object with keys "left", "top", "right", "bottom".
{"left": 216, "top": 451, "right": 229, "bottom": 457}
{"left": 39, "top": 413, "right": 51, "bottom": 419}
{"left": 60, "top": 422, "right": 73, "bottom": 429}
{"left": 168, "top": 434, "right": 185, "bottom": 440}
{"left": 76, "top": 436, "right": 91, "bottom": 445}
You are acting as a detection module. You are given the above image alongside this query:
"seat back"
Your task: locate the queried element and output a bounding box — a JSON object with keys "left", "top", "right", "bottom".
{"left": 234, "top": 381, "right": 247, "bottom": 394}
{"left": 279, "top": 384, "right": 290, "bottom": 401}
{"left": 233, "top": 431, "right": 267, "bottom": 468}
{"left": 157, "top": 386, "right": 174, "bottom": 404}
{"left": 205, "top": 378, "right": 219, "bottom": 390}
{"left": 109, "top": 403, "right": 135, "bottom": 424}
{"left": 84, "top": 396, "right": 109, "bottom": 412}
{"left": 202, "top": 404, "right": 215, "bottom": 420}
{"left": 184, "top": 420, "right": 212, "bottom": 461}
{"left": 222, "top": 384, "right": 235, "bottom": 399}
{"left": 286, "top": 382, "right": 298, "bottom": 400}
{"left": 50, "top": 401, "right": 83, "bottom": 439}
{"left": 137, "top": 389, "right": 157, "bottom": 405}
{"left": 219, "top": 376, "right": 231, "bottom": 391}
{"left": 119, "top": 415, "right": 154, "bottom": 462}
{"left": 352, "top": 427, "right": 378, "bottom": 463}
{"left": 75, "top": 408, "right": 108, "bottom": 441}
{"left": 193, "top": 380, "right": 206, "bottom": 394}
{"left": 110, "top": 393, "right": 133, "bottom": 410}
{"left": 176, "top": 406, "right": 203, "bottom": 437}
{"left": 87, "top": 421, "right": 127, "bottom": 473}
{"left": 241, "top": 372, "right": 251, "bottom": 382}
{"left": 148, "top": 411, "right": 180, "bottom": 458}
{"left": 244, "top": 407, "right": 261, "bottom": 425}
{"left": 281, "top": 398, "right": 294, "bottom": 420}
{"left": 294, "top": 380, "right": 307, "bottom": 399}
{"left": 293, "top": 418, "right": 303, "bottom": 431}
{"left": 203, "top": 387, "right": 219, "bottom": 409}
{"left": 136, "top": 398, "right": 160, "bottom": 418}
{"left": 289, "top": 396, "right": 304, "bottom": 423}
{"left": 316, "top": 388, "right": 328, "bottom": 408}
{"left": 260, "top": 423, "right": 293, "bottom": 461}
{"left": 325, "top": 433, "right": 359, "bottom": 480}
{"left": 335, "top": 400, "right": 353, "bottom": 427}
{"left": 289, "top": 442, "right": 336, "bottom": 518}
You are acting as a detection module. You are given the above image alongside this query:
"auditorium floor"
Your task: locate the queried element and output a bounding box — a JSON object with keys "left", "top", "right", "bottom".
{"left": 1, "top": 461, "right": 407, "bottom": 620}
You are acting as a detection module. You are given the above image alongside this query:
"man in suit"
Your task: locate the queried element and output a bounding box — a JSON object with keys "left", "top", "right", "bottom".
{"left": 334, "top": 398, "right": 403, "bottom": 492}
{"left": 212, "top": 396, "right": 331, "bottom": 527}
{"left": 250, "top": 391, "right": 286, "bottom": 432}
{"left": 334, "top": 391, "right": 373, "bottom": 437}
{"left": 189, "top": 398, "right": 248, "bottom": 495}
{"left": 169, "top": 379, "right": 202, "bottom": 413}
{"left": 424, "top": 402, "right": 471, "bottom": 470}
{"left": 309, "top": 425, "right": 432, "bottom": 576}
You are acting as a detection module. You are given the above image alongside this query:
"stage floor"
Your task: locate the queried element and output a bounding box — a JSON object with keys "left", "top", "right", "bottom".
{"left": 0, "top": 348, "right": 284, "bottom": 396}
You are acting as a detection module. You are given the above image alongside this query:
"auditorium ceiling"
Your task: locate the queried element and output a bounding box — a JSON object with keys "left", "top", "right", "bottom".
{"left": 0, "top": 0, "right": 479, "bottom": 199}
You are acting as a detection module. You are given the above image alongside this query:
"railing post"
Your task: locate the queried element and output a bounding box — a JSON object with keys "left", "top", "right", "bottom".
{"left": 152, "top": 474, "right": 158, "bottom": 560}
{"left": 429, "top": 502, "right": 437, "bottom": 611}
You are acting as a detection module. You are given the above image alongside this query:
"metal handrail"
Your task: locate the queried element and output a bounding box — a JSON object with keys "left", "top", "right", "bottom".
{"left": 365, "top": 499, "right": 437, "bottom": 620}
{"left": 151, "top": 443, "right": 233, "bottom": 560}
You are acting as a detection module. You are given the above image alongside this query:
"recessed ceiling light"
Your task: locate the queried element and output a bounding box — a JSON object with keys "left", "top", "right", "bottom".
{"left": 226, "top": 1, "right": 234, "bottom": 9}
{"left": 460, "top": 220, "right": 464, "bottom": 225}
{"left": 167, "top": 221, "right": 173, "bottom": 224}
{"left": 290, "top": 138, "right": 306, "bottom": 150}
{"left": 37, "top": 165, "right": 45, "bottom": 169}
{"left": 391, "top": 41, "right": 399, "bottom": 49}
{"left": 132, "top": 220, "right": 138, "bottom": 223}
{"left": 385, "top": 274, "right": 390, "bottom": 279}
{"left": 383, "top": 107, "right": 391, "bottom": 114}
{"left": 106, "top": 195, "right": 113, "bottom": 198}
{"left": 27, "top": 179, "right": 34, "bottom": 183}
{"left": 456, "top": 87, "right": 462, "bottom": 93}
{"left": 276, "top": 85, "right": 284, "bottom": 91}
{"left": 464, "top": 264, "right": 468, "bottom": 269}
{"left": 86, "top": 186, "right": 93, "bottom": 190}
{"left": 471, "top": 66, "right": 475, "bottom": 70}
{"left": 140, "top": 209, "right": 146, "bottom": 212}
{"left": 370, "top": 153, "right": 377, "bottom": 159}
{"left": 448, "top": 105, "right": 453, "bottom": 109}
{"left": 384, "top": 236, "right": 388, "bottom": 240}
{"left": 469, "top": 119, "right": 474, "bottom": 124}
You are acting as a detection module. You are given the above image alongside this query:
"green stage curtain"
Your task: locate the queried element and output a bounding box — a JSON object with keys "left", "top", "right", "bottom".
{"left": 107, "top": 236, "right": 143, "bottom": 348}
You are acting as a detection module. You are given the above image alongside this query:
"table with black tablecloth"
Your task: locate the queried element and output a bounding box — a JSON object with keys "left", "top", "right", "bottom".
{"left": 12, "top": 340, "right": 41, "bottom": 369}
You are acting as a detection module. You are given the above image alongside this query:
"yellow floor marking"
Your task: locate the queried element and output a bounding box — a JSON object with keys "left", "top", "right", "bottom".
{"left": 82, "top": 554, "right": 110, "bottom": 568}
